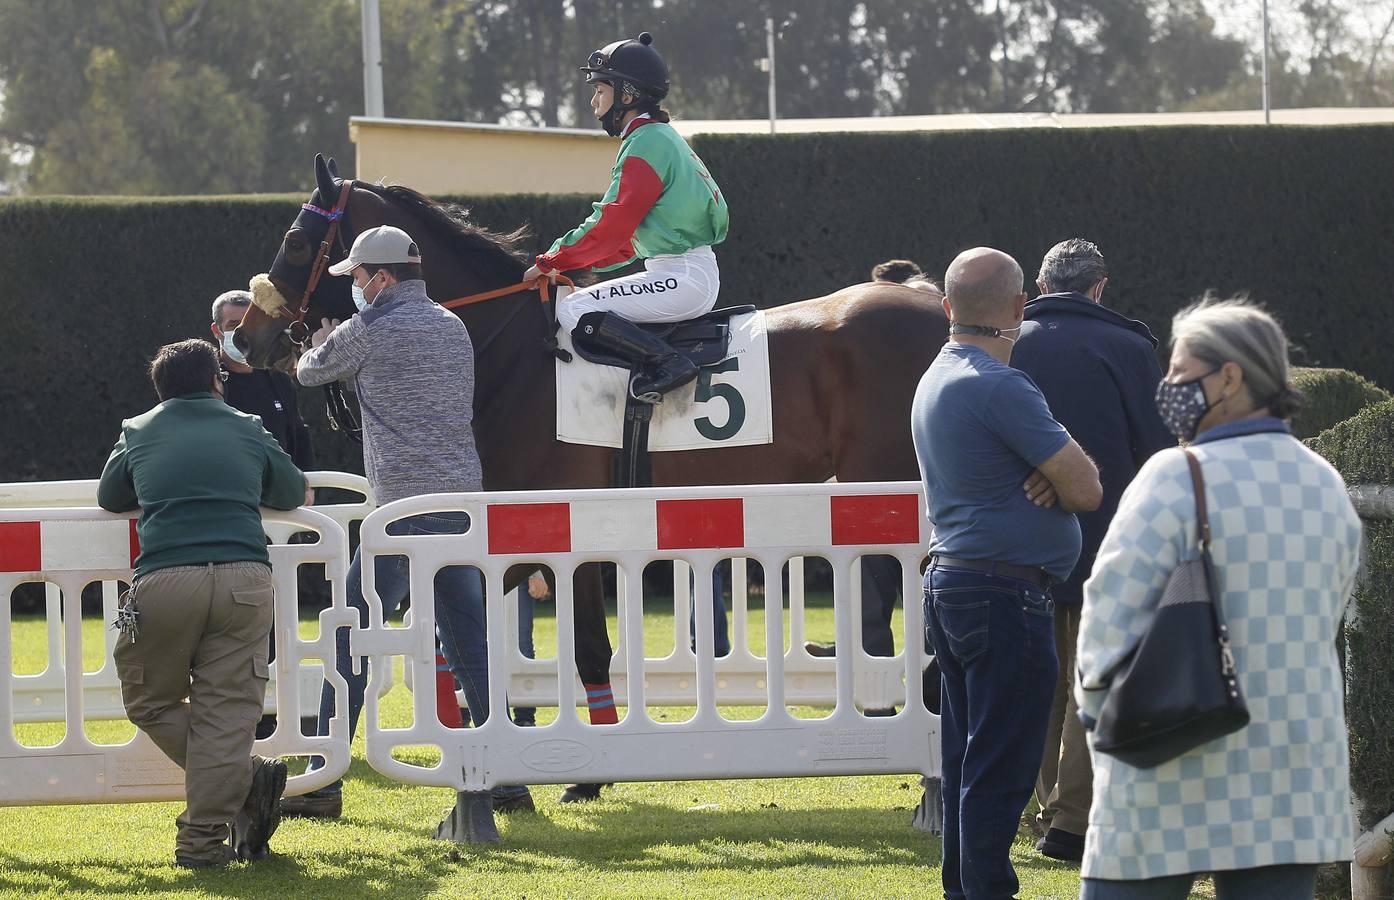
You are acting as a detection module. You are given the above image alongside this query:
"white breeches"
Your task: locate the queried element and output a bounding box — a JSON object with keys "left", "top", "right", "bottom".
{"left": 557, "top": 245, "right": 720, "bottom": 333}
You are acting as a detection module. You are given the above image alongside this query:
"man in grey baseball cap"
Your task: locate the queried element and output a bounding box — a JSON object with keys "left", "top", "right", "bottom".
{"left": 290, "top": 224, "right": 536, "bottom": 817}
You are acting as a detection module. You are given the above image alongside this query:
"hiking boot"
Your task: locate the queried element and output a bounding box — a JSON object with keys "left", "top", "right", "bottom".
{"left": 492, "top": 788, "right": 536, "bottom": 814}
{"left": 235, "top": 756, "right": 288, "bottom": 860}
{"left": 1036, "top": 827, "right": 1086, "bottom": 863}
{"left": 175, "top": 843, "right": 237, "bottom": 869}
{"left": 280, "top": 787, "right": 342, "bottom": 819}
{"left": 573, "top": 312, "right": 698, "bottom": 403}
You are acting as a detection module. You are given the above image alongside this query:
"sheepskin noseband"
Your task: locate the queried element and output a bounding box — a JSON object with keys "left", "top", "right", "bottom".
{"left": 248, "top": 273, "right": 288, "bottom": 315}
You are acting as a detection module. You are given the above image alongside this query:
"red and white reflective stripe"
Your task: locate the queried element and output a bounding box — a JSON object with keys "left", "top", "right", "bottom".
{"left": 0, "top": 518, "right": 138, "bottom": 573}
{"left": 486, "top": 493, "right": 922, "bottom": 556}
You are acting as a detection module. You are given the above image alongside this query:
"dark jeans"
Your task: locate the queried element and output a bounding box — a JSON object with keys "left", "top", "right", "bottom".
{"left": 309, "top": 512, "right": 516, "bottom": 795}
{"left": 1081, "top": 865, "right": 1319, "bottom": 900}
{"left": 860, "top": 555, "right": 901, "bottom": 657}
{"left": 926, "top": 563, "right": 1058, "bottom": 900}
{"left": 687, "top": 562, "right": 731, "bottom": 657}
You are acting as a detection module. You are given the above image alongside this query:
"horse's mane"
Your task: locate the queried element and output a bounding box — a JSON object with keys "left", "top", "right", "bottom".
{"left": 356, "top": 182, "right": 531, "bottom": 274}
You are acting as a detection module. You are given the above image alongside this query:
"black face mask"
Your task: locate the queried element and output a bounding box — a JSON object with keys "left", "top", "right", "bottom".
{"left": 1155, "top": 369, "right": 1220, "bottom": 441}
{"left": 597, "top": 81, "right": 641, "bottom": 136}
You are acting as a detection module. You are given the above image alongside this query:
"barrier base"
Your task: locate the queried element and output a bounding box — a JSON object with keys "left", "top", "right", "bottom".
{"left": 911, "top": 776, "right": 943, "bottom": 835}
{"left": 434, "top": 791, "right": 500, "bottom": 844}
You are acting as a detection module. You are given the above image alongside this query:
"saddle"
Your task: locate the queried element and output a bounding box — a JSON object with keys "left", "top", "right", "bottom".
{"left": 569, "top": 305, "right": 756, "bottom": 371}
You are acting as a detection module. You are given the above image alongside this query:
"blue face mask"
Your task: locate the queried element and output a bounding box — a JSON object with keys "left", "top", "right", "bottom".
{"left": 351, "top": 283, "right": 368, "bottom": 312}
{"left": 219, "top": 329, "right": 247, "bottom": 365}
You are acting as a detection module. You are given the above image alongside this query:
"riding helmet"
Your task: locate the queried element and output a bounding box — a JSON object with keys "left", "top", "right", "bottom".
{"left": 581, "top": 31, "right": 669, "bottom": 100}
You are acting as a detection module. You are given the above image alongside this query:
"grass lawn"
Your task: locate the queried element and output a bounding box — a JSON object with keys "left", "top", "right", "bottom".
{"left": 0, "top": 591, "right": 1204, "bottom": 899}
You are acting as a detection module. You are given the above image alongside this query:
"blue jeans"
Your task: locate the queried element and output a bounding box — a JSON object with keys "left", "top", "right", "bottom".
{"left": 926, "top": 563, "right": 1058, "bottom": 900}
{"left": 1081, "top": 865, "right": 1319, "bottom": 900}
{"left": 310, "top": 512, "right": 512, "bottom": 794}
{"left": 688, "top": 562, "right": 731, "bottom": 657}
{"left": 860, "top": 555, "right": 900, "bottom": 657}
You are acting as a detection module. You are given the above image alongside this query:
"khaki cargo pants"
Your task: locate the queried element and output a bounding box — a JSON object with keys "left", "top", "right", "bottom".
{"left": 114, "top": 562, "right": 274, "bottom": 859}
{"left": 1034, "top": 602, "right": 1093, "bottom": 837}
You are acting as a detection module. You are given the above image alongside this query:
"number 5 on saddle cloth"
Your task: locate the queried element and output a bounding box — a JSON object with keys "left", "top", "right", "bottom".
{"left": 555, "top": 303, "right": 773, "bottom": 487}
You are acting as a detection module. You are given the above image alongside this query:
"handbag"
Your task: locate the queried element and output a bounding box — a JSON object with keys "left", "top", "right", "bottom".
{"left": 1091, "top": 448, "right": 1250, "bottom": 768}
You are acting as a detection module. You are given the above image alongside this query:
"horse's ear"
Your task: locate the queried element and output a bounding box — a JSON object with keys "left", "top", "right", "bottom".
{"left": 327, "top": 157, "right": 341, "bottom": 179}
{"left": 314, "top": 153, "right": 337, "bottom": 204}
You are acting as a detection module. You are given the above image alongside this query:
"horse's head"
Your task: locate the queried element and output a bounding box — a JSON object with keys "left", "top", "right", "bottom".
{"left": 235, "top": 153, "right": 359, "bottom": 371}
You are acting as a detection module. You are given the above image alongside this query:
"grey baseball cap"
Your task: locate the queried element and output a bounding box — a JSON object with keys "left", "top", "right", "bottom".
{"left": 328, "top": 225, "right": 423, "bottom": 276}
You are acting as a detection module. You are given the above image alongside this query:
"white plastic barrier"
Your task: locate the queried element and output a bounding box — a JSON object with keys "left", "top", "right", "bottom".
{"left": 502, "top": 557, "right": 910, "bottom": 709}
{"left": 0, "top": 472, "right": 374, "bottom": 722}
{"left": 357, "top": 482, "right": 938, "bottom": 792}
{"left": 0, "top": 505, "right": 357, "bottom": 805}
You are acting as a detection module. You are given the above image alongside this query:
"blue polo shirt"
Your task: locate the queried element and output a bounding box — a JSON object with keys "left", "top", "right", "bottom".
{"left": 912, "top": 343, "right": 1082, "bottom": 581}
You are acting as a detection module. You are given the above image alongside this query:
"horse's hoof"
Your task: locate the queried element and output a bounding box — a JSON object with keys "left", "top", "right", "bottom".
{"left": 559, "top": 782, "right": 609, "bottom": 803}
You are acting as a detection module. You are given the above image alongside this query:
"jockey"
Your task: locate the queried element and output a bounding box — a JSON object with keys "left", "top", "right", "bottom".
{"left": 523, "top": 31, "right": 729, "bottom": 403}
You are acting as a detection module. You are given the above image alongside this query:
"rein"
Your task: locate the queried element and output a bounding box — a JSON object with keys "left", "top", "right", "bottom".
{"left": 285, "top": 179, "right": 354, "bottom": 345}
{"left": 439, "top": 273, "right": 574, "bottom": 310}
{"left": 442, "top": 273, "right": 577, "bottom": 363}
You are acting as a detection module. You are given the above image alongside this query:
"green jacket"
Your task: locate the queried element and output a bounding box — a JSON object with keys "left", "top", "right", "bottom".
{"left": 537, "top": 117, "right": 729, "bottom": 274}
{"left": 97, "top": 393, "right": 305, "bottom": 578}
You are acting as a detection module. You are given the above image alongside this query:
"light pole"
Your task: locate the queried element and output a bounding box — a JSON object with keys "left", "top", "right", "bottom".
{"left": 1261, "top": 0, "right": 1271, "bottom": 124}
{"left": 766, "top": 17, "right": 777, "bottom": 134}
{"left": 362, "top": 0, "right": 385, "bottom": 117}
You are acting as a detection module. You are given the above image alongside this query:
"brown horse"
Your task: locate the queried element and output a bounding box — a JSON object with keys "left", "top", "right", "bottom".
{"left": 236, "top": 155, "right": 948, "bottom": 796}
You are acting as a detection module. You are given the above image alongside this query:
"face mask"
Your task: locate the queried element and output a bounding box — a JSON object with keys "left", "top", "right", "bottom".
{"left": 219, "top": 329, "right": 247, "bottom": 365}
{"left": 352, "top": 273, "right": 381, "bottom": 312}
{"left": 1155, "top": 370, "right": 1219, "bottom": 441}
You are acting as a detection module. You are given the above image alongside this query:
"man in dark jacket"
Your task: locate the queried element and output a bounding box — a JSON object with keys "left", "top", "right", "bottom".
{"left": 212, "top": 289, "right": 315, "bottom": 741}
{"left": 211, "top": 291, "right": 316, "bottom": 476}
{"left": 1012, "top": 238, "right": 1175, "bottom": 863}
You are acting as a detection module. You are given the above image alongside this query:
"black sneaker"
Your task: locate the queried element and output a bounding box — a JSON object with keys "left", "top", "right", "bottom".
{"left": 280, "top": 788, "right": 343, "bottom": 819}
{"left": 235, "top": 756, "right": 288, "bottom": 860}
{"left": 804, "top": 641, "right": 836, "bottom": 658}
{"left": 1036, "top": 827, "right": 1086, "bottom": 863}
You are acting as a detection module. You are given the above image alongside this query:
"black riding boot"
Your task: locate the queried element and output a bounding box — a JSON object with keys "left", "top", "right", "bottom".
{"left": 574, "top": 312, "right": 699, "bottom": 403}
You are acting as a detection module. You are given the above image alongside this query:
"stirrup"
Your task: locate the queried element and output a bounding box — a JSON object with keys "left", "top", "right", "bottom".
{"left": 629, "top": 374, "right": 662, "bottom": 404}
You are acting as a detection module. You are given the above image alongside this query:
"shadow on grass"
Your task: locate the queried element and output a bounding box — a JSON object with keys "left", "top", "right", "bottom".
{"left": 0, "top": 843, "right": 457, "bottom": 900}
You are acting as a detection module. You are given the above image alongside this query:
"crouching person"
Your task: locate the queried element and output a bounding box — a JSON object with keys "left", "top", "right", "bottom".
{"left": 98, "top": 338, "right": 307, "bottom": 867}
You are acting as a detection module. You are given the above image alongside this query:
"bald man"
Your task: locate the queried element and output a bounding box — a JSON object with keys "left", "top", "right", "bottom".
{"left": 912, "top": 247, "right": 1101, "bottom": 900}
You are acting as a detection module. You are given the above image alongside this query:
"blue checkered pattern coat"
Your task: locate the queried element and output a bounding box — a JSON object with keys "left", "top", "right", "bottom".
{"left": 1076, "top": 429, "right": 1360, "bottom": 880}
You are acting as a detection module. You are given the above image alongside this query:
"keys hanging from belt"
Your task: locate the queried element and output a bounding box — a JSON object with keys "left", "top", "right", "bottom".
{"left": 111, "top": 591, "right": 140, "bottom": 643}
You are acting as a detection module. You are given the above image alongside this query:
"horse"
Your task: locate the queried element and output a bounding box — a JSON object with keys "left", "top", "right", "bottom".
{"left": 235, "top": 154, "right": 949, "bottom": 800}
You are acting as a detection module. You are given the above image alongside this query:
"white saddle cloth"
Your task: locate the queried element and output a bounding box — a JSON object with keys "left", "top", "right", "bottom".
{"left": 554, "top": 308, "right": 773, "bottom": 451}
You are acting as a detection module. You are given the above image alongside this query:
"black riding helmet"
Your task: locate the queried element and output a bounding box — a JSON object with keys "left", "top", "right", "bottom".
{"left": 581, "top": 31, "right": 669, "bottom": 136}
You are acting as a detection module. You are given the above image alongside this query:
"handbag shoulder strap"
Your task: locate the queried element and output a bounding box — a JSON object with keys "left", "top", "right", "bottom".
{"left": 1181, "top": 446, "right": 1237, "bottom": 674}
{"left": 1181, "top": 448, "right": 1210, "bottom": 551}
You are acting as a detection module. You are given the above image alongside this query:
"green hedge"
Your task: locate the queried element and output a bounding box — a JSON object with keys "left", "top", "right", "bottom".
{"left": 1308, "top": 401, "right": 1394, "bottom": 832}
{"left": 3, "top": 124, "right": 1394, "bottom": 482}
{"left": 1290, "top": 367, "right": 1392, "bottom": 439}
{"left": 0, "top": 193, "right": 595, "bottom": 481}
{"left": 696, "top": 125, "right": 1394, "bottom": 384}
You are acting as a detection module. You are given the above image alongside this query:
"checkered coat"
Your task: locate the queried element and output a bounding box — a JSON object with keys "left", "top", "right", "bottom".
{"left": 1076, "top": 431, "right": 1361, "bottom": 880}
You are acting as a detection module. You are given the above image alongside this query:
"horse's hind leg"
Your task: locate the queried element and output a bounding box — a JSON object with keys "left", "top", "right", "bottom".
{"left": 563, "top": 561, "right": 615, "bottom": 803}
{"left": 571, "top": 561, "right": 617, "bottom": 722}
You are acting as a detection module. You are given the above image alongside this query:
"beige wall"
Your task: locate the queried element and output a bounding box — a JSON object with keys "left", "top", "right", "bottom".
{"left": 351, "top": 118, "right": 615, "bottom": 196}
{"left": 352, "top": 108, "right": 1394, "bottom": 196}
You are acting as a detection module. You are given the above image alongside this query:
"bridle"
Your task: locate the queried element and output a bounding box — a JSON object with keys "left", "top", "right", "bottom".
{"left": 282, "top": 179, "right": 354, "bottom": 346}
